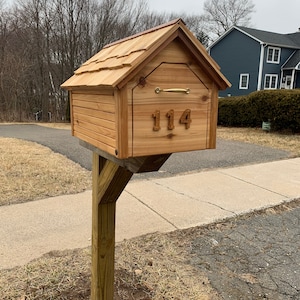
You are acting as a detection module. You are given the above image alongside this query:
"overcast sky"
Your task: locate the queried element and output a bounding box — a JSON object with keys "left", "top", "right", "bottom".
{"left": 3, "top": 0, "right": 299, "bottom": 34}
{"left": 148, "top": 0, "right": 300, "bottom": 34}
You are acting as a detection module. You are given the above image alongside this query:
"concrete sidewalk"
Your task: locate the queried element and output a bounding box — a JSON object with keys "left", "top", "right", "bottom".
{"left": 1, "top": 158, "right": 300, "bottom": 270}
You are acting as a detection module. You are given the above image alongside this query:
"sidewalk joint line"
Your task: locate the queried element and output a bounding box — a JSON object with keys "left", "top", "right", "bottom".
{"left": 152, "top": 181, "right": 237, "bottom": 216}
{"left": 218, "top": 170, "right": 290, "bottom": 199}
{"left": 124, "top": 190, "right": 179, "bottom": 230}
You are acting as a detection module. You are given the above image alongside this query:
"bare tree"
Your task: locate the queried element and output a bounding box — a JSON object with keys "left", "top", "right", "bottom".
{"left": 203, "top": 0, "right": 255, "bottom": 38}
{"left": 181, "top": 14, "right": 210, "bottom": 47}
{"left": 91, "top": 0, "right": 149, "bottom": 52}
{"left": 2, "top": 0, "right": 210, "bottom": 122}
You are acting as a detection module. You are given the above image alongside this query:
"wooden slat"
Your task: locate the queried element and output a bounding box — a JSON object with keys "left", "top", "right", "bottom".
{"left": 74, "top": 118, "right": 116, "bottom": 140}
{"left": 73, "top": 99, "right": 115, "bottom": 113}
{"left": 71, "top": 87, "right": 114, "bottom": 95}
{"left": 115, "top": 88, "right": 129, "bottom": 159}
{"left": 74, "top": 131, "right": 116, "bottom": 156}
{"left": 127, "top": 89, "right": 133, "bottom": 157}
{"left": 208, "top": 83, "right": 218, "bottom": 149}
{"left": 72, "top": 92, "right": 114, "bottom": 103}
{"left": 73, "top": 112, "right": 115, "bottom": 131}
{"left": 69, "top": 92, "right": 75, "bottom": 136}
{"left": 74, "top": 124, "right": 116, "bottom": 149}
{"left": 74, "top": 107, "right": 115, "bottom": 122}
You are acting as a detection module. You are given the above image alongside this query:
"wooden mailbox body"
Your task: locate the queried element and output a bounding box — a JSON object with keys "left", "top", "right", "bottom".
{"left": 62, "top": 19, "right": 230, "bottom": 159}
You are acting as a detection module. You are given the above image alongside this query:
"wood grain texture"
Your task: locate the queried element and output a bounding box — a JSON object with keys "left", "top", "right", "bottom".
{"left": 91, "top": 154, "right": 132, "bottom": 300}
{"left": 115, "top": 87, "right": 129, "bottom": 159}
{"left": 71, "top": 91, "right": 117, "bottom": 156}
{"left": 132, "top": 62, "right": 211, "bottom": 157}
{"left": 90, "top": 151, "right": 171, "bottom": 299}
{"left": 75, "top": 130, "right": 116, "bottom": 156}
{"left": 208, "top": 82, "right": 218, "bottom": 149}
{"left": 66, "top": 29, "right": 226, "bottom": 158}
{"left": 69, "top": 92, "right": 75, "bottom": 136}
{"left": 91, "top": 155, "right": 115, "bottom": 300}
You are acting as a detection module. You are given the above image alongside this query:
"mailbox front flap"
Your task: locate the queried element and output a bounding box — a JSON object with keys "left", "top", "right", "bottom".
{"left": 131, "top": 63, "right": 212, "bottom": 157}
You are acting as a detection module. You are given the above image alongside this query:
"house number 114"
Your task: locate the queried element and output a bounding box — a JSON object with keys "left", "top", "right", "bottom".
{"left": 152, "top": 109, "right": 191, "bottom": 131}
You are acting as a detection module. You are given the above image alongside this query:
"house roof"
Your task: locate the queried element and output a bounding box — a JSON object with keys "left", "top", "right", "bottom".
{"left": 282, "top": 50, "right": 300, "bottom": 69}
{"left": 236, "top": 26, "right": 300, "bottom": 48}
{"left": 62, "top": 19, "right": 230, "bottom": 91}
{"left": 209, "top": 26, "right": 300, "bottom": 50}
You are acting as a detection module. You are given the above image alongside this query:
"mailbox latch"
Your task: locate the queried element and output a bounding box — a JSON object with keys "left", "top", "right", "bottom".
{"left": 155, "top": 87, "right": 190, "bottom": 94}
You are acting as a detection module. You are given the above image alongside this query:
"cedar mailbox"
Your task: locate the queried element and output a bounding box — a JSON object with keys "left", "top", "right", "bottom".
{"left": 61, "top": 19, "right": 230, "bottom": 300}
{"left": 61, "top": 19, "right": 230, "bottom": 159}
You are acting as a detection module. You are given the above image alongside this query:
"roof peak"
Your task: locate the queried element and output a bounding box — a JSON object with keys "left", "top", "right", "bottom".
{"left": 104, "top": 18, "right": 185, "bottom": 49}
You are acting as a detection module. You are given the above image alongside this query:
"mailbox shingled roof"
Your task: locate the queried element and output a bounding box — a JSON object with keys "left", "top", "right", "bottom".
{"left": 62, "top": 19, "right": 230, "bottom": 90}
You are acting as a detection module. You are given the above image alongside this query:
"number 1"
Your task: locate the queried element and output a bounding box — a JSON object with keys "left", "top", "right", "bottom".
{"left": 166, "top": 109, "right": 175, "bottom": 130}
{"left": 152, "top": 110, "right": 160, "bottom": 131}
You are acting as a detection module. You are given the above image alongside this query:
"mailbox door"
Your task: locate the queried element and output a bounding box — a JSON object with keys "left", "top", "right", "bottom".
{"left": 131, "top": 63, "right": 212, "bottom": 157}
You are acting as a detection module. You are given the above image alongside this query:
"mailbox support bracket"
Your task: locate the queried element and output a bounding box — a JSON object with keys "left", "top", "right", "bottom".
{"left": 88, "top": 142, "right": 171, "bottom": 300}
{"left": 81, "top": 140, "right": 171, "bottom": 173}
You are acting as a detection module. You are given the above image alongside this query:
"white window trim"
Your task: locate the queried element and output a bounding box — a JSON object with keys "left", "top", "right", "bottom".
{"left": 266, "top": 46, "right": 281, "bottom": 64}
{"left": 239, "top": 73, "right": 249, "bottom": 89}
{"left": 264, "top": 74, "right": 278, "bottom": 89}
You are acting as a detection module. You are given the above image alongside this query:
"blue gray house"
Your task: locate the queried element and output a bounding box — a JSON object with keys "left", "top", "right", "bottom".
{"left": 208, "top": 26, "right": 300, "bottom": 97}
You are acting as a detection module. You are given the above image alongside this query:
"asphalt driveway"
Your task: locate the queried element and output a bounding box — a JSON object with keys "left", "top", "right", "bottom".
{"left": 0, "top": 124, "right": 290, "bottom": 178}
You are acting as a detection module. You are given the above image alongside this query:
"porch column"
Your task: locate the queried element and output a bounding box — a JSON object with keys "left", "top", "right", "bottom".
{"left": 291, "top": 69, "right": 296, "bottom": 89}
{"left": 257, "top": 43, "right": 265, "bottom": 91}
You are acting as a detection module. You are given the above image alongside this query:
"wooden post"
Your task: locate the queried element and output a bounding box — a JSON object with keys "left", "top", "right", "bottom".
{"left": 91, "top": 150, "right": 170, "bottom": 299}
{"left": 91, "top": 153, "right": 133, "bottom": 300}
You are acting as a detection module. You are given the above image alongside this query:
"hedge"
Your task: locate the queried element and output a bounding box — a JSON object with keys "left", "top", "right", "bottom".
{"left": 218, "top": 90, "right": 300, "bottom": 133}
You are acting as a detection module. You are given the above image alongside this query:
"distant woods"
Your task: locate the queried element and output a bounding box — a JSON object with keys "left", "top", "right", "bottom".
{"left": 0, "top": 0, "right": 253, "bottom": 122}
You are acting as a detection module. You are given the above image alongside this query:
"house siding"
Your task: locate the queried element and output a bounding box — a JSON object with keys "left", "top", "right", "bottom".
{"left": 210, "top": 29, "right": 261, "bottom": 96}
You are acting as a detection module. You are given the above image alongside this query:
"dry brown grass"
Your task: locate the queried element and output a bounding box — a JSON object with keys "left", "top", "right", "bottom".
{"left": 0, "top": 137, "right": 91, "bottom": 206}
{"left": 218, "top": 126, "right": 300, "bottom": 157}
{"left": 0, "top": 232, "right": 220, "bottom": 300}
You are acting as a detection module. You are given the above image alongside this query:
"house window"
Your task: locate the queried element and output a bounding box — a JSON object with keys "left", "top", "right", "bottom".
{"left": 267, "top": 47, "right": 281, "bottom": 63}
{"left": 239, "top": 74, "right": 249, "bottom": 89}
{"left": 264, "top": 74, "right": 278, "bottom": 89}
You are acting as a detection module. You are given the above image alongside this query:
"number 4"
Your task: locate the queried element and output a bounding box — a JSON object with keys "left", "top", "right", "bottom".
{"left": 180, "top": 109, "right": 192, "bottom": 129}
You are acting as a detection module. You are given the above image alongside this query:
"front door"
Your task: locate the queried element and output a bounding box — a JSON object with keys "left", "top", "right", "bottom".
{"left": 285, "top": 75, "right": 292, "bottom": 89}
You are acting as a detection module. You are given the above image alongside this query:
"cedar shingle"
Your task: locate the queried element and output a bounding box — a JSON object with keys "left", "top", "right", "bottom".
{"left": 62, "top": 19, "right": 230, "bottom": 90}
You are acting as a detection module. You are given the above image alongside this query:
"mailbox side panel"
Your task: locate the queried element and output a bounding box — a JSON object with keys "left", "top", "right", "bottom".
{"left": 70, "top": 89, "right": 117, "bottom": 156}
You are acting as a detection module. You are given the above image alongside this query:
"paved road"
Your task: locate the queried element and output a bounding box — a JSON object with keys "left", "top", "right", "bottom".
{"left": 189, "top": 200, "right": 300, "bottom": 299}
{"left": 0, "top": 124, "right": 290, "bottom": 179}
